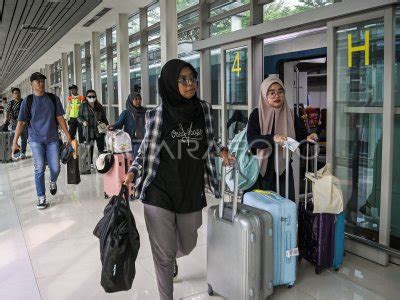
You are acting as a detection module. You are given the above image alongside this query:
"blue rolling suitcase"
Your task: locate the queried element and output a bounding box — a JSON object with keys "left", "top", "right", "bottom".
{"left": 333, "top": 212, "right": 345, "bottom": 270}
{"left": 243, "top": 143, "right": 298, "bottom": 287}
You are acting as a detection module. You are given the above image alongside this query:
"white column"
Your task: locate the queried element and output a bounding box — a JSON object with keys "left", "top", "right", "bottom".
{"left": 73, "top": 44, "right": 82, "bottom": 91}
{"left": 116, "top": 13, "right": 130, "bottom": 114}
{"left": 160, "top": 0, "right": 177, "bottom": 65}
{"left": 61, "top": 52, "right": 69, "bottom": 106}
{"left": 91, "top": 32, "right": 102, "bottom": 102}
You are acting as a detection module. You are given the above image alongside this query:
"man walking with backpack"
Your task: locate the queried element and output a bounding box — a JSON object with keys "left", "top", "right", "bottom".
{"left": 12, "top": 72, "right": 72, "bottom": 209}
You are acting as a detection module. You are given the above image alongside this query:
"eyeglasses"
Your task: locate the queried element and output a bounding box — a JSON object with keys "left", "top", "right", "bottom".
{"left": 87, "top": 96, "right": 96, "bottom": 99}
{"left": 178, "top": 76, "right": 197, "bottom": 86}
{"left": 267, "top": 90, "right": 285, "bottom": 98}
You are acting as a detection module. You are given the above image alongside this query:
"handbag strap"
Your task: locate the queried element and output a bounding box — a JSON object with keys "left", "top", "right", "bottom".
{"left": 87, "top": 104, "right": 99, "bottom": 125}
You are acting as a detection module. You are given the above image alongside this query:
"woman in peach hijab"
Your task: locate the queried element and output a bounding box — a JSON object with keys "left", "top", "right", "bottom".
{"left": 247, "top": 75, "right": 318, "bottom": 200}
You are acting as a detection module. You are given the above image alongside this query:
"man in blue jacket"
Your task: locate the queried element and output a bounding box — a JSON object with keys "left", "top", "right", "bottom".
{"left": 12, "top": 72, "right": 72, "bottom": 209}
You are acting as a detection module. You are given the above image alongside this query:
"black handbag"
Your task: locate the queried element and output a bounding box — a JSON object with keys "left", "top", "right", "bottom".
{"left": 93, "top": 185, "right": 140, "bottom": 293}
{"left": 67, "top": 156, "right": 81, "bottom": 184}
{"left": 67, "top": 140, "right": 81, "bottom": 184}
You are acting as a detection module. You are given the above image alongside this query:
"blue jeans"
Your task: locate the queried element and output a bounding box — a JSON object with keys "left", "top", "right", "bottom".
{"left": 10, "top": 126, "right": 28, "bottom": 154}
{"left": 29, "top": 141, "right": 61, "bottom": 197}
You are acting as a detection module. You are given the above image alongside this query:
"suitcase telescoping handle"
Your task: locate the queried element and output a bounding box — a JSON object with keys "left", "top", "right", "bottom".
{"left": 274, "top": 142, "right": 290, "bottom": 199}
{"left": 218, "top": 162, "right": 239, "bottom": 222}
{"left": 304, "top": 140, "right": 319, "bottom": 209}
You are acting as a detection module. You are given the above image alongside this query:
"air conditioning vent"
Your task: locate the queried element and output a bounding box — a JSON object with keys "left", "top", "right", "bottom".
{"left": 83, "top": 7, "right": 111, "bottom": 27}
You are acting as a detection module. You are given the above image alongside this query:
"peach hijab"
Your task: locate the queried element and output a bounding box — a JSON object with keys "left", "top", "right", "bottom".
{"left": 258, "top": 75, "right": 296, "bottom": 176}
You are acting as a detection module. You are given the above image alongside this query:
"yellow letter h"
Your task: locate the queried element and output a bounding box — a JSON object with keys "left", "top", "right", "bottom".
{"left": 347, "top": 30, "right": 370, "bottom": 68}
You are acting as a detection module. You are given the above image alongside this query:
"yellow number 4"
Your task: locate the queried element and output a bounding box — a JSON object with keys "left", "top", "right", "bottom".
{"left": 231, "top": 52, "right": 241, "bottom": 77}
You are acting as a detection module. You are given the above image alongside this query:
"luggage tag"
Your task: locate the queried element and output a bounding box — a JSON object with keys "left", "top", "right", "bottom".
{"left": 286, "top": 248, "right": 299, "bottom": 258}
{"left": 283, "top": 138, "right": 300, "bottom": 152}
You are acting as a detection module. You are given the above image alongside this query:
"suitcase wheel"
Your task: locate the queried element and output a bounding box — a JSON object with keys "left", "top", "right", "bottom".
{"left": 207, "top": 284, "right": 214, "bottom": 296}
{"left": 104, "top": 192, "right": 109, "bottom": 199}
{"left": 287, "top": 283, "right": 294, "bottom": 289}
{"left": 315, "top": 267, "right": 322, "bottom": 275}
{"left": 334, "top": 266, "right": 340, "bottom": 272}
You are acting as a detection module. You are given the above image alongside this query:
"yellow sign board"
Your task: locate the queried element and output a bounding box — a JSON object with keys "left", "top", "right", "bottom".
{"left": 347, "top": 30, "right": 370, "bottom": 68}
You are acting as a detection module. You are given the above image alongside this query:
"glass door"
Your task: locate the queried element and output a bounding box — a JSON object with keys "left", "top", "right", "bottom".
{"left": 334, "top": 18, "right": 385, "bottom": 243}
{"left": 220, "top": 41, "right": 253, "bottom": 144}
{"left": 391, "top": 7, "right": 400, "bottom": 250}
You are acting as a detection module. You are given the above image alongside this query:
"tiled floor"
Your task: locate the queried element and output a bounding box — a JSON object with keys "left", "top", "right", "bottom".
{"left": 1, "top": 159, "right": 400, "bottom": 300}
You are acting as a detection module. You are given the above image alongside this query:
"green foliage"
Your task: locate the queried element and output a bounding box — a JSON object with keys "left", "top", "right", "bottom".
{"left": 264, "top": 0, "right": 292, "bottom": 21}
{"left": 264, "top": 0, "right": 333, "bottom": 21}
{"left": 177, "top": 0, "right": 199, "bottom": 13}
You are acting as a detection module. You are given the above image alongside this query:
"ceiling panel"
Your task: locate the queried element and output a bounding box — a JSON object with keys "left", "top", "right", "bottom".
{"left": 0, "top": 0, "right": 101, "bottom": 91}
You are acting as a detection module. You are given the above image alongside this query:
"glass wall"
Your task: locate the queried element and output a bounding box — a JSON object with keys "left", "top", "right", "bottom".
{"left": 129, "top": 39, "right": 141, "bottom": 94}
{"left": 390, "top": 9, "right": 400, "bottom": 250}
{"left": 50, "top": 60, "right": 62, "bottom": 85}
{"left": 148, "top": 40, "right": 161, "bottom": 105}
{"left": 67, "top": 52, "right": 74, "bottom": 87}
{"left": 100, "top": 32, "right": 107, "bottom": 105}
{"left": 129, "top": 13, "right": 141, "bottom": 94}
{"left": 263, "top": 0, "right": 335, "bottom": 22}
{"left": 211, "top": 49, "right": 221, "bottom": 105}
{"left": 177, "top": 2, "right": 200, "bottom": 92}
{"left": 147, "top": 2, "right": 161, "bottom": 106}
{"left": 210, "top": 1, "right": 250, "bottom": 37}
{"left": 334, "top": 19, "right": 384, "bottom": 243}
{"left": 177, "top": 0, "right": 198, "bottom": 13}
{"left": 81, "top": 45, "right": 87, "bottom": 94}
{"left": 224, "top": 46, "right": 249, "bottom": 141}
{"left": 112, "top": 46, "right": 118, "bottom": 104}
{"left": 147, "top": 2, "right": 160, "bottom": 27}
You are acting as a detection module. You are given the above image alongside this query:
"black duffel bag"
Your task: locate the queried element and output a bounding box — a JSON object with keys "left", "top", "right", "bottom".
{"left": 93, "top": 185, "right": 140, "bottom": 293}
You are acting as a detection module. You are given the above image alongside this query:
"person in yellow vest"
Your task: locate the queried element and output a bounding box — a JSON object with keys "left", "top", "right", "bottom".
{"left": 66, "top": 84, "right": 85, "bottom": 142}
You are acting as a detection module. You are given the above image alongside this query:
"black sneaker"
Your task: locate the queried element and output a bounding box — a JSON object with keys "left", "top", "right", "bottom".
{"left": 50, "top": 182, "right": 57, "bottom": 195}
{"left": 37, "top": 197, "right": 48, "bottom": 210}
{"left": 173, "top": 259, "right": 178, "bottom": 279}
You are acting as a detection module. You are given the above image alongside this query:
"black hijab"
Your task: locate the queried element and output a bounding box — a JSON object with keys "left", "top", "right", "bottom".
{"left": 126, "top": 92, "right": 146, "bottom": 116}
{"left": 158, "top": 59, "right": 202, "bottom": 123}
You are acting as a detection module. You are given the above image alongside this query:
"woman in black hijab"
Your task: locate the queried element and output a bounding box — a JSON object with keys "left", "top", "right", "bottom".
{"left": 124, "top": 59, "right": 235, "bottom": 300}
{"left": 108, "top": 92, "right": 146, "bottom": 156}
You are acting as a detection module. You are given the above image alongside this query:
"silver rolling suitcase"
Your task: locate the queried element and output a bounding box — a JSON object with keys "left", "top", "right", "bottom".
{"left": 0, "top": 132, "right": 12, "bottom": 163}
{"left": 207, "top": 164, "right": 274, "bottom": 299}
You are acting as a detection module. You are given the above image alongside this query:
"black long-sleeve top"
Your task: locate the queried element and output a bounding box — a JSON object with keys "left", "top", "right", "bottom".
{"left": 247, "top": 108, "right": 308, "bottom": 179}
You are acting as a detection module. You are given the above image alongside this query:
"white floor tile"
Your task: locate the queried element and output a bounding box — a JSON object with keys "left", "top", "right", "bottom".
{"left": 1, "top": 160, "right": 400, "bottom": 300}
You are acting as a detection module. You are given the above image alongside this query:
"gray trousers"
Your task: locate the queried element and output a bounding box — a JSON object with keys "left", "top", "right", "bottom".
{"left": 144, "top": 204, "right": 202, "bottom": 300}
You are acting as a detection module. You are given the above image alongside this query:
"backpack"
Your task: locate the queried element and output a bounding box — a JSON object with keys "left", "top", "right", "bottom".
{"left": 216, "top": 127, "right": 260, "bottom": 191}
{"left": 106, "top": 130, "right": 132, "bottom": 153}
{"left": 25, "top": 93, "right": 58, "bottom": 125}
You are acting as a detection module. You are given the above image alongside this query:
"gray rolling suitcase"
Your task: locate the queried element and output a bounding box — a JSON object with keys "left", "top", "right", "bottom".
{"left": 79, "top": 127, "right": 91, "bottom": 174}
{"left": 207, "top": 164, "right": 274, "bottom": 300}
{"left": 0, "top": 132, "right": 12, "bottom": 163}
